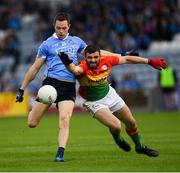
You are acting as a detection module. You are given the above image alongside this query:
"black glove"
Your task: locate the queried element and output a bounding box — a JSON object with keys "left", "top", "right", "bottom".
{"left": 121, "top": 49, "right": 139, "bottom": 56}
{"left": 16, "top": 89, "right": 24, "bottom": 102}
{"left": 58, "top": 52, "right": 73, "bottom": 65}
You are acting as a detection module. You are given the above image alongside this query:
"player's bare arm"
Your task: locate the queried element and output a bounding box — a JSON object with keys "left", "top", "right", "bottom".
{"left": 100, "top": 51, "right": 147, "bottom": 64}
{"left": 119, "top": 55, "right": 148, "bottom": 64}
{"left": 115, "top": 55, "right": 167, "bottom": 70}
{"left": 67, "top": 63, "right": 83, "bottom": 76}
{"left": 20, "top": 57, "right": 45, "bottom": 90}
{"left": 101, "top": 48, "right": 167, "bottom": 70}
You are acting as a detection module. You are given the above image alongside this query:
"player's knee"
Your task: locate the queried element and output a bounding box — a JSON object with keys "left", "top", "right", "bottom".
{"left": 110, "top": 121, "right": 121, "bottom": 134}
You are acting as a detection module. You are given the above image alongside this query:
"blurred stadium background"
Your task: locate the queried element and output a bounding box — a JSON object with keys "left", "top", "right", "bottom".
{"left": 1, "top": 0, "right": 180, "bottom": 171}
{"left": 1, "top": 0, "right": 180, "bottom": 116}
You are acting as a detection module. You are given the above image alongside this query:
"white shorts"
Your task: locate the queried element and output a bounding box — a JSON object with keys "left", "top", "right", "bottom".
{"left": 83, "top": 86, "right": 125, "bottom": 116}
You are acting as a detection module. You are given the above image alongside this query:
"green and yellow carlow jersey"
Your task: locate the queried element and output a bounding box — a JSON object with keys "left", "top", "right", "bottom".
{"left": 77, "top": 55, "right": 120, "bottom": 101}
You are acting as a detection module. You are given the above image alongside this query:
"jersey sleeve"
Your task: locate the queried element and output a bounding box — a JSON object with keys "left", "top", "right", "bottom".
{"left": 37, "top": 41, "right": 48, "bottom": 59}
{"left": 78, "top": 60, "right": 86, "bottom": 71}
{"left": 75, "top": 37, "right": 87, "bottom": 53}
{"left": 106, "top": 55, "right": 120, "bottom": 66}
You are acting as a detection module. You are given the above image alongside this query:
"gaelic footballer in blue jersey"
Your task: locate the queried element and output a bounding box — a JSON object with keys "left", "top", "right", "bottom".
{"left": 16, "top": 12, "right": 87, "bottom": 162}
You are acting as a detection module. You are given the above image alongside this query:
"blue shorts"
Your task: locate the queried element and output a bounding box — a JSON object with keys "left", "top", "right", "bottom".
{"left": 37, "top": 77, "right": 76, "bottom": 103}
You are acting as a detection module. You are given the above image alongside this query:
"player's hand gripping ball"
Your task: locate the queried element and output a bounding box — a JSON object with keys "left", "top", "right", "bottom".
{"left": 37, "top": 85, "right": 57, "bottom": 104}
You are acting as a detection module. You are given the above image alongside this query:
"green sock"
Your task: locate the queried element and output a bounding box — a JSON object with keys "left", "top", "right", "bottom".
{"left": 112, "top": 134, "right": 124, "bottom": 144}
{"left": 129, "top": 133, "right": 144, "bottom": 149}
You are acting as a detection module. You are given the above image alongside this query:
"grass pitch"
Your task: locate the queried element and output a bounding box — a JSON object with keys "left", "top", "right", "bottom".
{"left": 0, "top": 111, "right": 180, "bottom": 172}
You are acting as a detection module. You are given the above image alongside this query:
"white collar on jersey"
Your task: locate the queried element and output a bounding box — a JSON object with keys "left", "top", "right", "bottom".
{"left": 53, "top": 33, "right": 69, "bottom": 40}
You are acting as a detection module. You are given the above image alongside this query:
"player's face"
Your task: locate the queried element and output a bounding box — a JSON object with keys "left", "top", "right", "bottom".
{"left": 54, "top": 20, "right": 70, "bottom": 39}
{"left": 86, "top": 51, "right": 100, "bottom": 69}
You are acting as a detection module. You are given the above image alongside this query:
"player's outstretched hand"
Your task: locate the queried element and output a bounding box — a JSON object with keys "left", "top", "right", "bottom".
{"left": 148, "top": 58, "right": 168, "bottom": 70}
{"left": 122, "top": 49, "right": 139, "bottom": 56}
{"left": 16, "top": 89, "right": 24, "bottom": 102}
{"left": 58, "top": 52, "right": 73, "bottom": 65}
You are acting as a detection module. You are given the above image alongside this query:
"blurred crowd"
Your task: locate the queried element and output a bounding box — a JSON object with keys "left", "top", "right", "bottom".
{"left": 0, "top": 0, "right": 180, "bottom": 93}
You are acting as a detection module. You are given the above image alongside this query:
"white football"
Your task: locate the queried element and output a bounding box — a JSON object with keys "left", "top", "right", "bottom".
{"left": 37, "top": 85, "right": 57, "bottom": 104}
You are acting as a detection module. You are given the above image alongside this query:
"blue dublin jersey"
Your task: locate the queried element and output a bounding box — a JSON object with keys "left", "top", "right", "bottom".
{"left": 37, "top": 33, "right": 87, "bottom": 82}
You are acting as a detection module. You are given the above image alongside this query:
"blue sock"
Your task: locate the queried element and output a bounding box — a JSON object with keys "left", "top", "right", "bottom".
{"left": 56, "top": 147, "right": 65, "bottom": 158}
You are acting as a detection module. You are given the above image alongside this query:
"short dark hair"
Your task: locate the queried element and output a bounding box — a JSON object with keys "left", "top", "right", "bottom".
{"left": 53, "top": 12, "right": 70, "bottom": 25}
{"left": 84, "top": 45, "right": 100, "bottom": 56}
